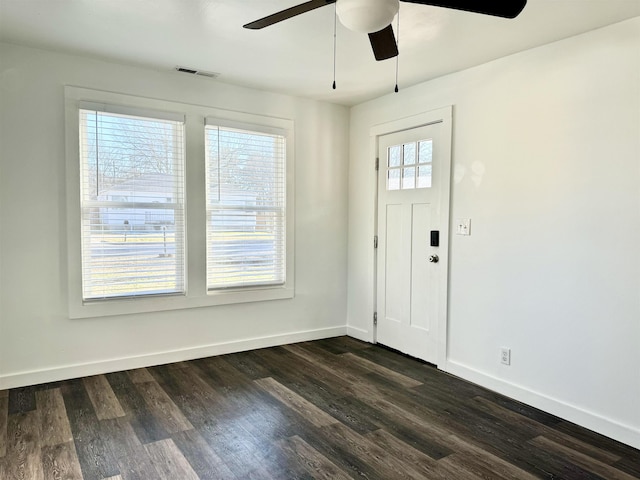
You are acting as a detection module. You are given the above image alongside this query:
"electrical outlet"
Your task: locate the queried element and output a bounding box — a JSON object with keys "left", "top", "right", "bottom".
{"left": 500, "top": 347, "right": 511, "bottom": 365}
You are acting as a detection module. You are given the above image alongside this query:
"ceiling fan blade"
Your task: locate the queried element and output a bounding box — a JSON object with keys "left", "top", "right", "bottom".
{"left": 369, "top": 25, "right": 398, "bottom": 61}
{"left": 401, "top": 0, "right": 527, "bottom": 19}
{"left": 244, "top": 0, "right": 336, "bottom": 29}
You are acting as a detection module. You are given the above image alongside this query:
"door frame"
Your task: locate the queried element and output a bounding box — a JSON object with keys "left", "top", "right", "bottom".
{"left": 370, "top": 106, "right": 452, "bottom": 368}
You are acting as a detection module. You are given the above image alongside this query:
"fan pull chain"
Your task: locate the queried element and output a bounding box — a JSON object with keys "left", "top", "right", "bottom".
{"left": 332, "top": 2, "right": 337, "bottom": 90}
{"left": 394, "top": 12, "right": 400, "bottom": 93}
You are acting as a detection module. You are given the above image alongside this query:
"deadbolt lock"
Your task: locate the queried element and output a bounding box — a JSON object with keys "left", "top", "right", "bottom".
{"left": 429, "top": 255, "right": 439, "bottom": 263}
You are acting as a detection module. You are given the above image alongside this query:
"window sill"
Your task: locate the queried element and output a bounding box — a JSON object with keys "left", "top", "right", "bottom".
{"left": 68, "top": 285, "right": 295, "bottom": 319}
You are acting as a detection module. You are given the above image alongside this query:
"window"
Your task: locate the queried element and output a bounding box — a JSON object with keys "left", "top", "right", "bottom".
{"left": 387, "top": 139, "right": 432, "bottom": 190}
{"left": 205, "top": 120, "right": 286, "bottom": 290}
{"left": 78, "top": 105, "right": 185, "bottom": 300}
{"left": 66, "top": 86, "right": 294, "bottom": 318}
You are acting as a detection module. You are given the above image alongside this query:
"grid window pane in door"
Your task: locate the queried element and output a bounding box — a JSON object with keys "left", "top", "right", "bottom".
{"left": 388, "top": 169, "right": 401, "bottom": 190}
{"left": 389, "top": 145, "right": 401, "bottom": 167}
{"left": 205, "top": 123, "right": 286, "bottom": 290}
{"left": 402, "top": 167, "right": 416, "bottom": 189}
{"left": 418, "top": 140, "right": 433, "bottom": 164}
{"left": 418, "top": 165, "right": 432, "bottom": 188}
{"left": 78, "top": 109, "right": 186, "bottom": 300}
{"left": 386, "top": 139, "right": 433, "bottom": 191}
{"left": 403, "top": 143, "right": 416, "bottom": 165}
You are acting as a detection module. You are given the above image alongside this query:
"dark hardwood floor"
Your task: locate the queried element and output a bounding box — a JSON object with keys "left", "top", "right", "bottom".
{"left": 1, "top": 336, "right": 638, "bottom": 479}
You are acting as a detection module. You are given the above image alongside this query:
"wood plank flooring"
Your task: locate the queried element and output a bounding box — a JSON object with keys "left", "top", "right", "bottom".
{"left": 0, "top": 336, "right": 638, "bottom": 479}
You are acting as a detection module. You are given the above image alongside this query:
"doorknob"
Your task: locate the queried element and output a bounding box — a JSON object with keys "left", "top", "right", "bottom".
{"left": 429, "top": 255, "right": 439, "bottom": 263}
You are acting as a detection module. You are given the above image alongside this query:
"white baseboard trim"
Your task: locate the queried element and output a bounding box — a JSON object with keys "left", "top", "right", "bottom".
{"left": 0, "top": 325, "right": 347, "bottom": 390}
{"left": 346, "top": 325, "right": 371, "bottom": 343}
{"left": 445, "top": 359, "right": 640, "bottom": 450}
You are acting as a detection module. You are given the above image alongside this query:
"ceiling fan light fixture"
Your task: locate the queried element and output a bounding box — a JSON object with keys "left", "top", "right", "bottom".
{"left": 336, "top": 0, "right": 399, "bottom": 33}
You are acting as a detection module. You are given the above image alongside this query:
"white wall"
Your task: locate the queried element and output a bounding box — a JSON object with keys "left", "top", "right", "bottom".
{"left": 347, "top": 18, "right": 640, "bottom": 448}
{"left": 0, "top": 43, "right": 350, "bottom": 388}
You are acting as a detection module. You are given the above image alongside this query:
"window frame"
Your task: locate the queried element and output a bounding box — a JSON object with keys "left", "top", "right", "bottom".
{"left": 65, "top": 86, "right": 295, "bottom": 319}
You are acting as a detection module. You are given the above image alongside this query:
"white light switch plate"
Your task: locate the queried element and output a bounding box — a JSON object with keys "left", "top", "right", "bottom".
{"left": 456, "top": 218, "right": 471, "bottom": 236}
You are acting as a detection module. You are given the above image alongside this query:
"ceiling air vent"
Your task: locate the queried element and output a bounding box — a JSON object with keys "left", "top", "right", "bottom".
{"left": 175, "top": 66, "right": 219, "bottom": 79}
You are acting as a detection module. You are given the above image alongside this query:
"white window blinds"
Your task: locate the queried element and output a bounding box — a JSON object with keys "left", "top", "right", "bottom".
{"left": 205, "top": 119, "right": 286, "bottom": 290}
{"left": 79, "top": 107, "right": 186, "bottom": 300}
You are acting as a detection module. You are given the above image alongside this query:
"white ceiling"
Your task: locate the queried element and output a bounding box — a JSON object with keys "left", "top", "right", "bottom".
{"left": 1, "top": 0, "right": 638, "bottom": 106}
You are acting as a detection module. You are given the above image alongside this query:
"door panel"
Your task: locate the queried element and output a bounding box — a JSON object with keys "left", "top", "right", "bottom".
{"left": 376, "top": 120, "right": 450, "bottom": 364}
{"left": 384, "top": 203, "right": 405, "bottom": 324}
{"left": 410, "top": 203, "right": 431, "bottom": 331}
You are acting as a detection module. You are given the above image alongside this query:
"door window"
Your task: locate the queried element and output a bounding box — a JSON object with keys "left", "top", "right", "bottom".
{"left": 387, "top": 139, "right": 433, "bottom": 190}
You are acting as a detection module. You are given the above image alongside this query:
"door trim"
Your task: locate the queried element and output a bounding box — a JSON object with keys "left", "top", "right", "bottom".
{"left": 370, "top": 106, "right": 452, "bottom": 368}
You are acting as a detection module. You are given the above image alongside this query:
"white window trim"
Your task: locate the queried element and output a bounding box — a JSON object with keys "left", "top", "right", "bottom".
{"left": 65, "top": 86, "right": 295, "bottom": 319}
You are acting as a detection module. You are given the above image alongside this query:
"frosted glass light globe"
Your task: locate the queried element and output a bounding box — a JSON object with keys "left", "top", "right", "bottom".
{"left": 336, "top": 0, "right": 399, "bottom": 34}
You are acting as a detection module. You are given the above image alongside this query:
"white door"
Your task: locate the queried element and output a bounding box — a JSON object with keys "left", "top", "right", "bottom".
{"left": 376, "top": 120, "right": 451, "bottom": 364}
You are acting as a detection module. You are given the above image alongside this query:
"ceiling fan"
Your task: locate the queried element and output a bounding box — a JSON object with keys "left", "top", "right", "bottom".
{"left": 244, "top": 0, "right": 527, "bottom": 61}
